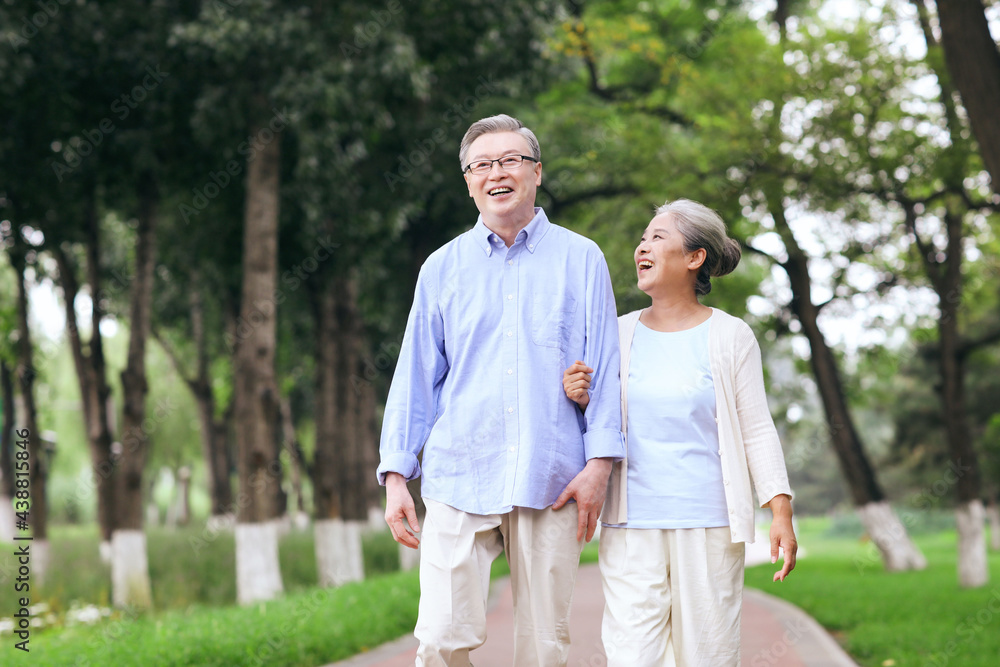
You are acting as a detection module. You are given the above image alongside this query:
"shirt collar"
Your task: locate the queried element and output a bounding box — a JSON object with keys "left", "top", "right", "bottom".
{"left": 472, "top": 207, "right": 552, "bottom": 257}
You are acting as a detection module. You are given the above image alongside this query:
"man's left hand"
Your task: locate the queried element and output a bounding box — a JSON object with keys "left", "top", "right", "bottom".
{"left": 552, "top": 458, "right": 613, "bottom": 542}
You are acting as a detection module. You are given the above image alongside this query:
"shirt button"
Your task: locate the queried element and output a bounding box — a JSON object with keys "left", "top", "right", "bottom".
{"left": 729, "top": 508, "right": 735, "bottom": 515}
{"left": 507, "top": 294, "right": 513, "bottom": 300}
{"left": 507, "top": 330, "right": 513, "bottom": 337}
{"left": 507, "top": 368, "right": 513, "bottom": 375}
{"left": 507, "top": 407, "right": 514, "bottom": 414}
{"left": 508, "top": 259, "right": 513, "bottom": 265}
{"left": 509, "top": 446, "right": 516, "bottom": 453}
{"left": 528, "top": 244, "right": 534, "bottom": 250}
{"left": 724, "top": 479, "right": 730, "bottom": 486}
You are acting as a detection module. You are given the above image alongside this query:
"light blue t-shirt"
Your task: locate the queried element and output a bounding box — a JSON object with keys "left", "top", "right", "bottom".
{"left": 622, "top": 315, "right": 730, "bottom": 529}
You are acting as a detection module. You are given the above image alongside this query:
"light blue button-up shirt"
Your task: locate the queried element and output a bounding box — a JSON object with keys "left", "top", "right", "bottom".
{"left": 377, "top": 207, "right": 624, "bottom": 515}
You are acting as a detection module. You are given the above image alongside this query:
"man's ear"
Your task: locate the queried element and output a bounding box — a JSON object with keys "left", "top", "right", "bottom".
{"left": 464, "top": 171, "right": 473, "bottom": 197}
{"left": 534, "top": 161, "right": 542, "bottom": 186}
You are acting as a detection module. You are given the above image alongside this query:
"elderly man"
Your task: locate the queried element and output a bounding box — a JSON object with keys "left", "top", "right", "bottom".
{"left": 377, "top": 114, "right": 623, "bottom": 667}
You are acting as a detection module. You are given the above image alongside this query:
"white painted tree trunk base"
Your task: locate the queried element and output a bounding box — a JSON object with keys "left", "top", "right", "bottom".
{"left": 99, "top": 540, "right": 112, "bottom": 564}
{"left": 0, "top": 496, "right": 14, "bottom": 543}
{"left": 206, "top": 512, "right": 236, "bottom": 533}
{"left": 111, "top": 530, "right": 153, "bottom": 609}
{"left": 236, "top": 521, "right": 285, "bottom": 605}
{"left": 292, "top": 511, "right": 310, "bottom": 531}
{"left": 314, "top": 518, "right": 364, "bottom": 587}
{"left": 987, "top": 502, "right": 1000, "bottom": 552}
{"left": 399, "top": 542, "right": 420, "bottom": 571}
{"left": 33, "top": 539, "right": 50, "bottom": 584}
{"left": 274, "top": 513, "right": 292, "bottom": 537}
{"left": 368, "top": 506, "right": 385, "bottom": 532}
{"left": 857, "top": 500, "right": 927, "bottom": 571}
{"left": 956, "top": 500, "right": 989, "bottom": 588}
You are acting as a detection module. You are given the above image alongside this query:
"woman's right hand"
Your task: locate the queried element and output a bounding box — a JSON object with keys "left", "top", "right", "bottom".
{"left": 563, "top": 360, "right": 594, "bottom": 411}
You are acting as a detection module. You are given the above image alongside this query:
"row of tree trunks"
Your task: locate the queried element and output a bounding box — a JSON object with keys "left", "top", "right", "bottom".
{"left": 52, "top": 191, "right": 118, "bottom": 557}
{"left": 111, "top": 173, "right": 160, "bottom": 609}
{"left": 233, "top": 108, "right": 285, "bottom": 605}
{"left": 11, "top": 241, "right": 50, "bottom": 579}
{"left": 763, "top": 186, "right": 926, "bottom": 572}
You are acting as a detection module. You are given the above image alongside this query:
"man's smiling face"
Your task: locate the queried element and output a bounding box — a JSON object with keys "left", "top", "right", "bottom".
{"left": 463, "top": 131, "right": 542, "bottom": 227}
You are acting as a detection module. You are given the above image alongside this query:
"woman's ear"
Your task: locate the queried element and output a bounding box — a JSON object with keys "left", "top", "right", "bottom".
{"left": 688, "top": 247, "right": 707, "bottom": 271}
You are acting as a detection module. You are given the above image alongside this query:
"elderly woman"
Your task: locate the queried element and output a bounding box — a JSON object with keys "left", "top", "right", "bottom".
{"left": 563, "top": 199, "right": 797, "bottom": 667}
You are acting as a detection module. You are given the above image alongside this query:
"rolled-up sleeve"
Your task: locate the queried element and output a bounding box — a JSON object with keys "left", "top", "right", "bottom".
{"left": 581, "top": 250, "right": 625, "bottom": 461}
{"left": 376, "top": 263, "right": 449, "bottom": 485}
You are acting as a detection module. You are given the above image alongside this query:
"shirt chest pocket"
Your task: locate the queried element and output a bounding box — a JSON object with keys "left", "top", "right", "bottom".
{"left": 530, "top": 293, "right": 577, "bottom": 351}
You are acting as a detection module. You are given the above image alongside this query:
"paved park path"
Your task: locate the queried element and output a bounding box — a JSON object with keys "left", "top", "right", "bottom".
{"left": 330, "top": 539, "right": 858, "bottom": 667}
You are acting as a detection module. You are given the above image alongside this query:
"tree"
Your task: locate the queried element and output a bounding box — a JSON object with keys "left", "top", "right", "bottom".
{"left": 538, "top": 0, "right": 927, "bottom": 570}
{"left": 3, "top": 228, "right": 51, "bottom": 579}
{"left": 933, "top": 0, "right": 1000, "bottom": 194}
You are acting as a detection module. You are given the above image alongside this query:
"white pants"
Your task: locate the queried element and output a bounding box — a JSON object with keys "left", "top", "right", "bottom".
{"left": 600, "top": 526, "right": 745, "bottom": 667}
{"left": 415, "top": 498, "right": 585, "bottom": 667}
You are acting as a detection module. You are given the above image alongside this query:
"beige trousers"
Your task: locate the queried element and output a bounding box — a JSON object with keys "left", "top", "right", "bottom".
{"left": 414, "top": 498, "right": 585, "bottom": 667}
{"left": 599, "top": 526, "right": 745, "bottom": 667}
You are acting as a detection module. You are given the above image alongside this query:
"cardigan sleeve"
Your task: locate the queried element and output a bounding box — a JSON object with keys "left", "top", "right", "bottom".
{"left": 732, "top": 323, "right": 793, "bottom": 507}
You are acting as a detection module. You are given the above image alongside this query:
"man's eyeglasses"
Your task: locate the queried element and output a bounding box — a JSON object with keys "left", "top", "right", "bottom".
{"left": 464, "top": 154, "right": 538, "bottom": 175}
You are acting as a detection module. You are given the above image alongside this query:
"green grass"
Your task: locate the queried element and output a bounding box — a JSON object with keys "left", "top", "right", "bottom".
{"left": 7, "top": 517, "right": 1000, "bottom": 666}
{"left": 0, "top": 522, "right": 401, "bottom": 617}
{"left": 744, "top": 517, "right": 1000, "bottom": 667}
{"left": 28, "top": 570, "right": 420, "bottom": 666}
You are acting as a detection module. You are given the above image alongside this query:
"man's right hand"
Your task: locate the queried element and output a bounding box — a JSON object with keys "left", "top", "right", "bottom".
{"left": 563, "top": 360, "right": 593, "bottom": 411}
{"left": 384, "top": 472, "right": 421, "bottom": 549}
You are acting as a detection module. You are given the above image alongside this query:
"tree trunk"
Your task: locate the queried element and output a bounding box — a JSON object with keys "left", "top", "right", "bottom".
{"left": 111, "top": 174, "right": 159, "bottom": 609}
{"left": 189, "top": 278, "right": 234, "bottom": 517}
{"left": 53, "top": 200, "right": 117, "bottom": 552}
{"left": 234, "top": 107, "right": 284, "bottom": 604}
{"left": 934, "top": 0, "right": 1000, "bottom": 194}
{"left": 938, "top": 208, "right": 987, "bottom": 587}
{"left": 0, "top": 360, "right": 15, "bottom": 543}
{"left": 12, "top": 248, "right": 50, "bottom": 580}
{"left": 987, "top": 495, "right": 1000, "bottom": 552}
{"left": 309, "top": 280, "right": 365, "bottom": 585}
{"left": 856, "top": 501, "right": 927, "bottom": 571}
{"left": 278, "top": 394, "right": 307, "bottom": 522}
{"left": 339, "top": 274, "right": 371, "bottom": 524}
{"left": 175, "top": 466, "right": 192, "bottom": 526}
{"left": 762, "top": 190, "right": 925, "bottom": 571}
{"left": 315, "top": 518, "right": 364, "bottom": 587}
{"left": 956, "top": 500, "right": 988, "bottom": 587}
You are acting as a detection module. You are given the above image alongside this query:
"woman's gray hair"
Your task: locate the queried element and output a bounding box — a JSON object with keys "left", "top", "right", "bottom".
{"left": 459, "top": 114, "right": 541, "bottom": 171}
{"left": 656, "top": 198, "right": 741, "bottom": 296}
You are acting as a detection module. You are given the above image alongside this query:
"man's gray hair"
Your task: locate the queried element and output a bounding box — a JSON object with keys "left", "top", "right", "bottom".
{"left": 459, "top": 114, "right": 541, "bottom": 171}
{"left": 655, "top": 198, "right": 742, "bottom": 296}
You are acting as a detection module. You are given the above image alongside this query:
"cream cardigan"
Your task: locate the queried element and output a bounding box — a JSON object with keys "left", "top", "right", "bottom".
{"left": 601, "top": 308, "right": 792, "bottom": 544}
